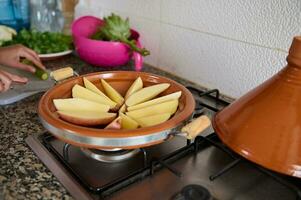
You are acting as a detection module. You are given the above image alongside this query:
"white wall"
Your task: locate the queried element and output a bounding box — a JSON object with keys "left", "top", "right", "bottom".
{"left": 74, "top": 0, "right": 301, "bottom": 98}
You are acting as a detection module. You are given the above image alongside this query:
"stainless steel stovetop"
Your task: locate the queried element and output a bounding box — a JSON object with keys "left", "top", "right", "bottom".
{"left": 26, "top": 87, "right": 300, "bottom": 200}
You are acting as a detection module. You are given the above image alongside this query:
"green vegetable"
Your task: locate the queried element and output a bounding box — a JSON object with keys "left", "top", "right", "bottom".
{"left": 34, "top": 68, "right": 49, "bottom": 80}
{"left": 1, "top": 29, "right": 73, "bottom": 54}
{"left": 21, "top": 59, "right": 48, "bottom": 80}
{"left": 91, "top": 13, "right": 150, "bottom": 56}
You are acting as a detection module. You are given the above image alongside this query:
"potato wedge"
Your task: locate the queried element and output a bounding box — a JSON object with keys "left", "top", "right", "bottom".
{"left": 53, "top": 98, "right": 110, "bottom": 112}
{"left": 124, "top": 77, "right": 143, "bottom": 99}
{"left": 57, "top": 110, "right": 116, "bottom": 126}
{"left": 126, "top": 99, "right": 178, "bottom": 119}
{"left": 125, "top": 83, "right": 170, "bottom": 106}
{"left": 127, "top": 91, "right": 182, "bottom": 111}
{"left": 118, "top": 104, "right": 126, "bottom": 114}
{"left": 83, "top": 77, "right": 113, "bottom": 101}
{"left": 135, "top": 113, "right": 171, "bottom": 127}
{"left": 72, "top": 84, "right": 117, "bottom": 109}
{"left": 120, "top": 113, "right": 139, "bottom": 130}
{"left": 101, "top": 79, "right": 124, "bottom": 106}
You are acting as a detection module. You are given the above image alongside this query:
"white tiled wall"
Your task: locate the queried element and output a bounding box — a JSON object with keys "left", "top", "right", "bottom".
{"left": 74, "top": 0, "right": 301, "bottom": 98}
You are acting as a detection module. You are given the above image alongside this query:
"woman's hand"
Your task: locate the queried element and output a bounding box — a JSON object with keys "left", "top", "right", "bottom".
{"left": 0, "top": 44, "right": 45, "bottom": 92}
{"left": 0, "top": 70, "right": 28, "bottom": 92}
{"left": 0, "top": 44, "right": 45, "bottom": 72}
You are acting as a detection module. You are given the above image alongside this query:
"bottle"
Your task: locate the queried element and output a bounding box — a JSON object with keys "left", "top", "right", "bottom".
{"left": 30, "top": 0, "right": 64, "bottom": 32}
{"left": 0, "top": 0, "right": 30, "bottom": 31}
{"left": 48, "top": 0, "right": 64, "bottom": 32}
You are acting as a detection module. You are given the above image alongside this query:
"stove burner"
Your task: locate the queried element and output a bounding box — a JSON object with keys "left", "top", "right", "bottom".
{"left": 172, "top": 184, "right": 212, "bottom": 200}
{"left": 80, "top": 148, "right": 140, "bottom": 163}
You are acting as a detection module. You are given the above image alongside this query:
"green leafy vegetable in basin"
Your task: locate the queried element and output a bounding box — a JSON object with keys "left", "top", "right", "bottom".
{"left": 1, "top": 29, "right": 73, "bottom": 54}
{"left": 91, "top": 13, "right": 150, "bottom": 57}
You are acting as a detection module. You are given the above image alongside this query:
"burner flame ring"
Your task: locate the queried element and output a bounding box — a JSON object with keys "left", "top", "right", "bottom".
{"left": 80, "top": 148, "right": 140, "bottom": 163}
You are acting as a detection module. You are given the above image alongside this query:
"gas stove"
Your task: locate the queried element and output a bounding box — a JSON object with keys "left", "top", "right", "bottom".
{"left": 26, "top": 87, "right": 301, "bottom": 200}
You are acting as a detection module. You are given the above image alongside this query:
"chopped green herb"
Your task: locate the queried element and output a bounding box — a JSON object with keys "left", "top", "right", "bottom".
{"left": 1, "top": 29, "right": 73, "bottom": 54}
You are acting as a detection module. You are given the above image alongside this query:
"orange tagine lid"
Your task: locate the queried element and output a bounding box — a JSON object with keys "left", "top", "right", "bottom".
{"left": 213, "top": 36, "right": 301, "bottom": 178}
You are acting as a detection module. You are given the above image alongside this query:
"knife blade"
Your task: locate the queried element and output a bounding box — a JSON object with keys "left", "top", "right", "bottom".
{"left": 12, "top": 79, "right": 55, "bottom": 93}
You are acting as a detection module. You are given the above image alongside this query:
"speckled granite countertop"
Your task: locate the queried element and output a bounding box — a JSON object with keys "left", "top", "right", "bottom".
{"left": 0, "top": 55, "right": 220, "bottom": 200}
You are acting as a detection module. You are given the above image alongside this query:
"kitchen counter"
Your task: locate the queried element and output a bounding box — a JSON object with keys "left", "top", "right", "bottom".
{"left": 0, "top": 55, "right": 215, "bottom": 200}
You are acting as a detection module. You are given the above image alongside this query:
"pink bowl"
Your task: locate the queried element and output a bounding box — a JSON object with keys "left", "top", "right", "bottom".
{"left": 71, "top": 16, "right": 143, "bottom": 70}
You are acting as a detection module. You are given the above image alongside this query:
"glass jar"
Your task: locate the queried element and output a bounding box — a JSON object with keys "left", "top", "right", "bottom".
{"left": 30, "top": 0, "right": 64, "bottom": 32}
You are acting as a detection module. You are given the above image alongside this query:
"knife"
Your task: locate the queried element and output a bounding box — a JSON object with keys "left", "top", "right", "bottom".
{"left": 0, "top": 67, "right": 74, "bottom": 105}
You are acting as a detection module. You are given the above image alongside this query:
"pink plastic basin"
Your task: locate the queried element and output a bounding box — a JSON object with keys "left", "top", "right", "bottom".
{"left": 71, "top": 16, "right": 143, "bottom": 70}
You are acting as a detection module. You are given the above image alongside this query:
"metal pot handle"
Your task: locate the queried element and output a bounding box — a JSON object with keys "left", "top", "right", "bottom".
{"left": 180, "top": 115, "right": 211, "bottom": 139}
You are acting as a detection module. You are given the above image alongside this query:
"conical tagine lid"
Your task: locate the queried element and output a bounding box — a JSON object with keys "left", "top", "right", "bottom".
{"left": 213, "top": 36, "right": 301, "bottom": 178}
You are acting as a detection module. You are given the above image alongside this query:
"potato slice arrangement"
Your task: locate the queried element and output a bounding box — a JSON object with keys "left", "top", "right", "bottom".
{"left": 53, "top": 77, "right": 182, "bottom": 129}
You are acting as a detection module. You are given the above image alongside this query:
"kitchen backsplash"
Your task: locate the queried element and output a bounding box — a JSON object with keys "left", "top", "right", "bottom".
{"left": 74, "top": 0, "right": 301, "bottom": 98}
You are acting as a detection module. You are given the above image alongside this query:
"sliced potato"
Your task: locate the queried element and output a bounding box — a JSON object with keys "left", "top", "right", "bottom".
{"left": 118, "top": 104, "right": 126, "bottom": 114}
{"left": 57, "top": 110, "right": 116, "bottom": 126}
{"left": 83, "top": 77, "right": 113, "bottom": 100}
{"left": 53, "top": 98, "right": 110, "bottom": 112}
{"left": 101, "top": 79, "right": 124, "bottom": 106}
{"left": 125, "top": 83, "right": 170, "bottom": 106}
{"left": 120, "top": 113, "right": 139, "bottom": 130}
{"left": 127, "top": 91, "right": 182, "bottom": 111}
{"left": 135, "top": 113, "right": 171, "bottom": 127}
{"left": 126, "top": 99, "right": 178, "bottom": 119}
{"left": 125, "top": 77, "right": 143, "bottom": 99}
{"left": 72, "top": 84, "right": 117, "bottom": 109}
